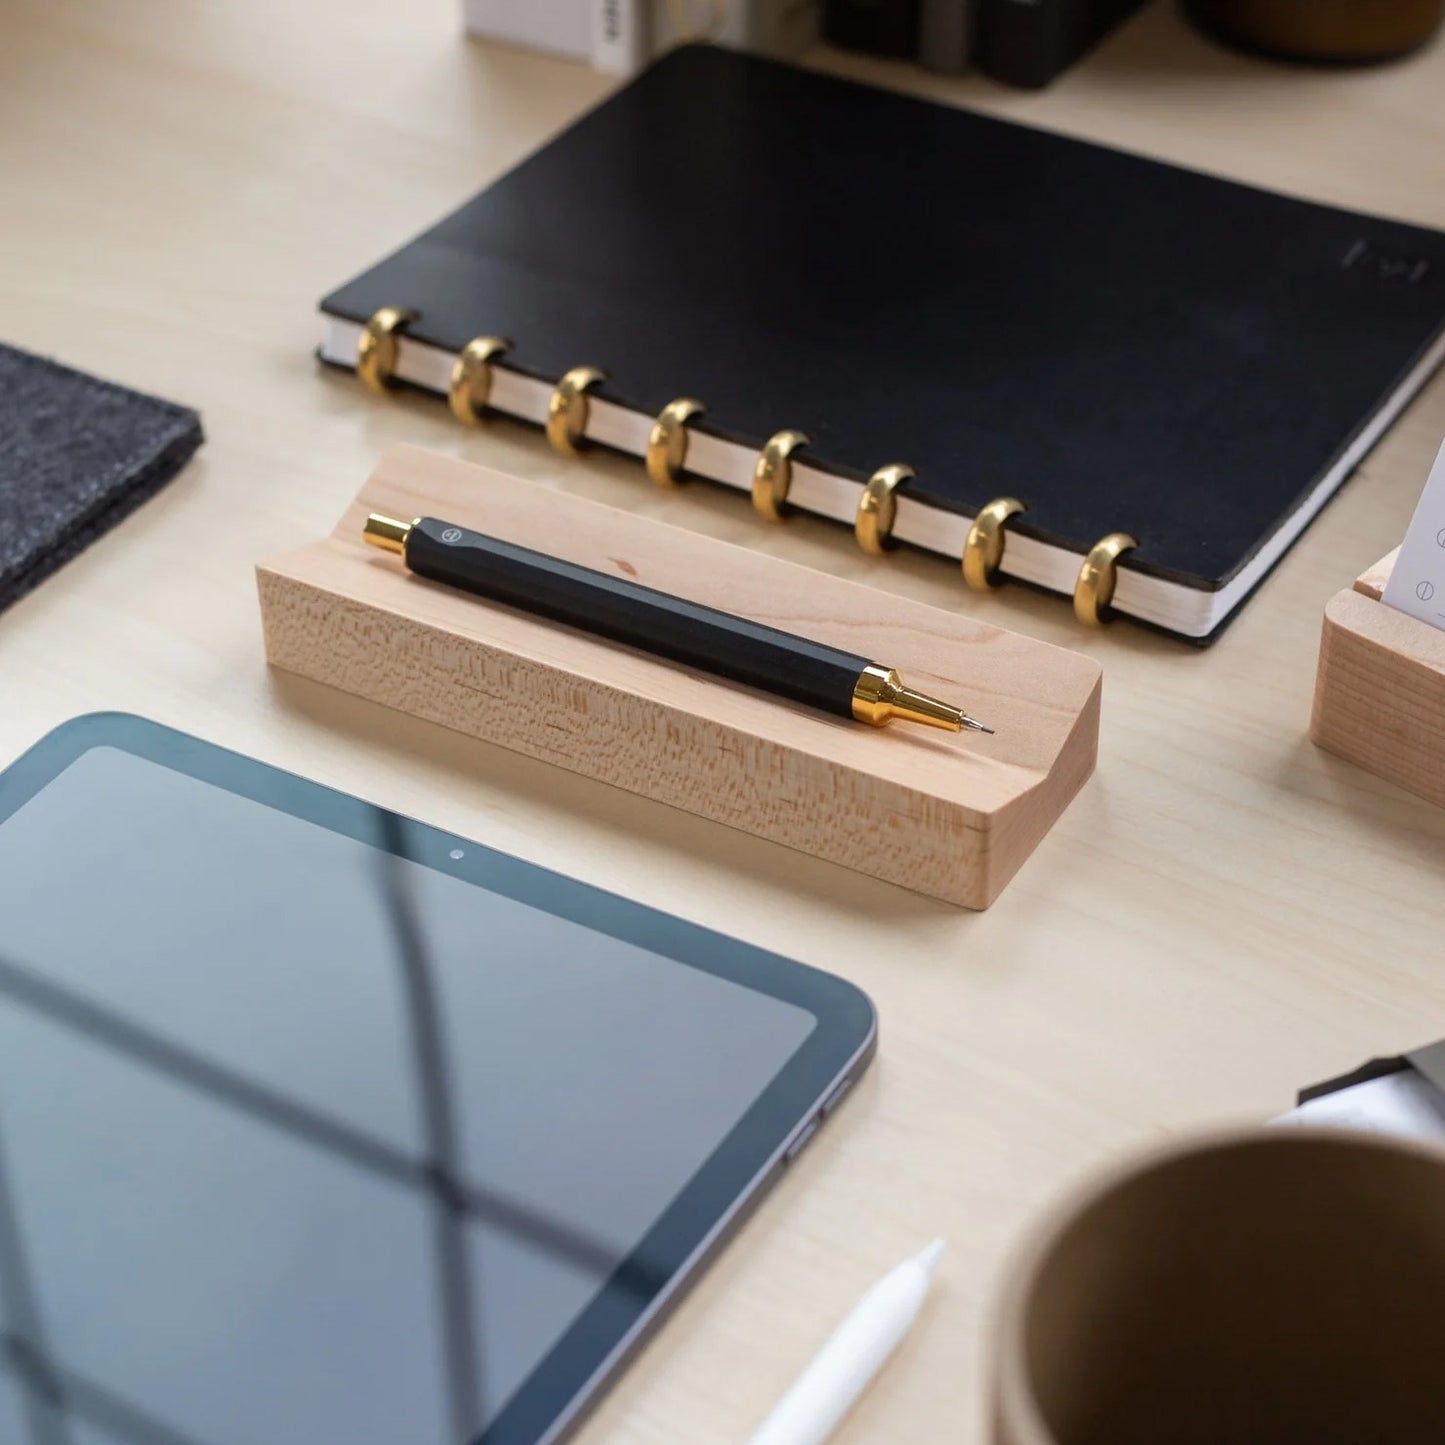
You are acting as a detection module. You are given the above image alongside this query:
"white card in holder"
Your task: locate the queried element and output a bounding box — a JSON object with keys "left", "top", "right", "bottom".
{"left": 1383, "top": 436, "right": 1445, "bottom": 630}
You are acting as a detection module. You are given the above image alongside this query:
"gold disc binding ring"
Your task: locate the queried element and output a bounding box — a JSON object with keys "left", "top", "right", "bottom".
{"left": 855, "top": 464, "right": 914, "bottom": 555}
{"left": 447, "top": 336, "right": 510, "bottom": 425}
{"left": 963, "top": 497, "right": 1027, "bottom": 591}
{"left": 547, "top": 366, "right": 607, "bottom": 457}
{"left": 1074, "top": 531, "right": 1138, "bottom": 626}
{"left": 646, "top": 398, "right": 706, "bottom": 486}
{"left": 356, "top": 306, "right": 417, "bottom": 394}
{"left": 752, "top": 430, "right": 810, "bottom": 521}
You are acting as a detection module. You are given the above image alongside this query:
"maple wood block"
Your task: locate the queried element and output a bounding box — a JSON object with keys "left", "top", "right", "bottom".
{"left": 1311, "top": 549, "right": 1445, "bottom": 809}
{"left": 257, "top": 445, "right": 1102, "bottom": 907}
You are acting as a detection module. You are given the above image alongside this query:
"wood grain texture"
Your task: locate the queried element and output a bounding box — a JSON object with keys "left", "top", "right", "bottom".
{"left": 5, "top": 3, "right": 1445, "bottom": 1441}
{"left": 258, "top": 446, "right": 1102, "bottom": 907}
{"left": 1312, "top": 552, "right": 1445, "bottom": 809}
{"left": 1355, "top": 547, "right": 1401, "bottom": 601}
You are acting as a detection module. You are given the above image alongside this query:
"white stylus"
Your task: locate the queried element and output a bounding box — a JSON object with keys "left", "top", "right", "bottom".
{"left": 745, "top": 1239, "right": 944, "bottom": 1445}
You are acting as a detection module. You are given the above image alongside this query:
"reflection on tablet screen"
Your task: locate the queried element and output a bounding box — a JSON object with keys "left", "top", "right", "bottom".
{"left": 0, "top": 747, "right": 818, "bottom": 1444}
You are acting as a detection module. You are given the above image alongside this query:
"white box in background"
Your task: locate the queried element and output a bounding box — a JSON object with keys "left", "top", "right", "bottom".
{"left": 462, "top": 0, "right": 593, "bottom": 62}
{"left": 464, "top": 0, "right": 820, "bottom": 74}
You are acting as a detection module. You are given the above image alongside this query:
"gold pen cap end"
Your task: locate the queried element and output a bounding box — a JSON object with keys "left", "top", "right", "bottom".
{"left": 851, "top": 665, "right": 992, "bottom": 734}
{"left": 363, "top": 513, "right": 412, "bottom": 556}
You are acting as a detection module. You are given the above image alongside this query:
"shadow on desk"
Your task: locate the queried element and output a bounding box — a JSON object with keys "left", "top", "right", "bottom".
{"left": 1276, "top": 732, "right": 1445, "bottom": 865}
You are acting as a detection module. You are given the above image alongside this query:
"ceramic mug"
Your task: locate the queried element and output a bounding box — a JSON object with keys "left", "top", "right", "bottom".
{"left": 992, "top": 1128, "right": 1445, "bottom": 1445}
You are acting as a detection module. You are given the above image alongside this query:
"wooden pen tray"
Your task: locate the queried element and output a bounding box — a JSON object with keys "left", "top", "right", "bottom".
{"left": 257, "top": 445, "right": 1102, "bottom": 907}
{"left": 1311, "top": 549, "right": 1445, "bottom": 810}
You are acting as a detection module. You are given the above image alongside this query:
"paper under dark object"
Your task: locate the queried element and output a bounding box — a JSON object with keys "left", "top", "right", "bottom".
{"left": 0, "top": 342, "right": 203, "bottom": 612}
{"left": 1276, "top": 1071, "right": 1445, "bottom": 1143}
{"left": 1276, "top": 1039, "right": 1445, "bottom": 1143}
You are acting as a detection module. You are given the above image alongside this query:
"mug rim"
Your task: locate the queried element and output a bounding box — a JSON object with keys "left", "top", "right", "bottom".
{"left": 991, "top": 1123, "right": 1445, "bottom": 1445}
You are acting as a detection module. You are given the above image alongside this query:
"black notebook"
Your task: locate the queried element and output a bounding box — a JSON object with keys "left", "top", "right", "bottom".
{"left": 319, "top": 45, "right": 1445, "bottom": 642}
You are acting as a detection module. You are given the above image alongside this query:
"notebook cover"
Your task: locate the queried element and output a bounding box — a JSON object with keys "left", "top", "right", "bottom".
{"left": 0, "top": 344, "right": 203, "bottom": 612}
{"left": 320, "top": 44, "right": 1445, "bottom": 630}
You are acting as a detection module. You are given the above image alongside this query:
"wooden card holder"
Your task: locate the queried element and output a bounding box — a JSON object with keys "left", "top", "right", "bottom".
{"left": 1311, "top": 549, "right": 1445, "bottom": 809}
{"left": 256, "top": 445, "right": 1102, "bottom": 907}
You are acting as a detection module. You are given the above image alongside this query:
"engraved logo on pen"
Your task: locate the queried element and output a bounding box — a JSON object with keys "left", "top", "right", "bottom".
{"left": 1342, "top": 239, "right": 1430, "bottom": 284}
{"left": 441, "top": 527, "right": 463, "bottom": 544}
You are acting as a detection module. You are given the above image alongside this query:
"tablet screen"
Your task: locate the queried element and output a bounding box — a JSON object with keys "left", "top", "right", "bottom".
{"left": 0, "top": 730, "right": 868, "bottom": 1445}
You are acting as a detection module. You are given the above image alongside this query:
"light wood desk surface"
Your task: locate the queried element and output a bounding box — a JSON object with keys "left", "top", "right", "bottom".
{"left": 4, "top": 2, "right": 1445, "bottom": 1438}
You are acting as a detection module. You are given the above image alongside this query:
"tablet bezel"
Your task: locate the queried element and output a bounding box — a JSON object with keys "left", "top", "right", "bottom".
{"left": 0, "top": 712, "right": 877, "bottom": 1445}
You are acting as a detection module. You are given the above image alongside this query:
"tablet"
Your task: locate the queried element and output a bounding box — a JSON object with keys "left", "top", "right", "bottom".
{"left": 0, "top": 713, "right": 875, "bottom": 1445}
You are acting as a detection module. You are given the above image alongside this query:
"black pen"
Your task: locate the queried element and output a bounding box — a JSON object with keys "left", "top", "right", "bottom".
{"left": 363, "top": 514, "right": 993, "bottom": 735}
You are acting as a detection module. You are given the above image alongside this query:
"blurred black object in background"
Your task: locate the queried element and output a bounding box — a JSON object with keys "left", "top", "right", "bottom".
{"left": 1184, "top": 0, "right": 1444, "bottom": 63}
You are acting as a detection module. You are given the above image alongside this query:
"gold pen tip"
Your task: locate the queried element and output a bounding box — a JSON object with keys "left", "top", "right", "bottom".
{"left": 852, "top": 665, "right": 993, "bottom": 735}
{"left": 363, "top": 513, "right": 412, "bottom": 556}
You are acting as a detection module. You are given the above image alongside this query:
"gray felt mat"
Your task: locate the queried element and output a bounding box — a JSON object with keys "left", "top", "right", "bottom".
{"left": 0, "top": 342, "right": 203, "bottom": 612}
